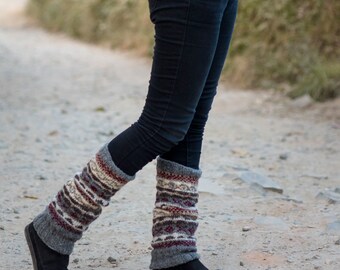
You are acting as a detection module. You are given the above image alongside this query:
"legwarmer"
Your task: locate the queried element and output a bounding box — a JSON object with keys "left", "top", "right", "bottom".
{"left": 150, "top": 158, "right": 201, "bottom": 269}
{"left": 33, "top": 144, "right": 135, "bottom": 255}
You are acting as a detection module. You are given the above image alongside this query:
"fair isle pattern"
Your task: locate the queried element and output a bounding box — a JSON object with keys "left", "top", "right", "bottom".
{"left": 33, "top": 144, "right": 135, "bottom": 255}
{"left": 150, "top": 158, "right": 201, "bottom": 269}
{"left": 48, "top": 151, "right": 130, "bottom": 232}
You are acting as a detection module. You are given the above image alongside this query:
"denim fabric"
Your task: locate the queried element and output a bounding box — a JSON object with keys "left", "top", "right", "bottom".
{"left": 108, "top": 0, "right": 238, "bottom": 176}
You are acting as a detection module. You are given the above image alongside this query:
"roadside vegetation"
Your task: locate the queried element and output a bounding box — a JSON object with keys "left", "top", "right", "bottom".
{"left": 27, "top": 0, "right": 339, "bottom": 101}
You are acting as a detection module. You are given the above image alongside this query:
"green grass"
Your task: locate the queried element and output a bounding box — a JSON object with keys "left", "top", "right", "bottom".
{"left": 27, "top": 0, "right": 340, "bottom": 101}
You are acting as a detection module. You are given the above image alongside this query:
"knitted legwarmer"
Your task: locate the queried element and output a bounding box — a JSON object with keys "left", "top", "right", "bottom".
{"left": 150, "top": 158, "right": 202, "bottom": 269}
{"left": 33, "top": 144, "right": 135, "bottom": 255}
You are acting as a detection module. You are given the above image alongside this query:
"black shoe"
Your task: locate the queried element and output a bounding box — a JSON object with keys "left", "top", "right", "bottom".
{"left": 25, "top": 222, "right": 69, "bottom": 270}
{"left": 157, "top": 259, "right": 209, "bottom": 270}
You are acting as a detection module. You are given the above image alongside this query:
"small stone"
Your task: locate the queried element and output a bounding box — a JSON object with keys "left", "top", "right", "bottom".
{"left": 95, "top": 106, "right": 106, "bottom": 112}
{"left": 48, "top": 130, "right": 58, "bottom": 136}
{"left": 231, "top": 148, "right": 249, "bottom": 158}
{"left": 302, "top": 174, "right": 328, "bottom": 180}
{"left": 279, "top": 153, "right": 288, "bottom": 160}
{"left": 242, "top": 226, "right": 251, "bottom": 232}
{"left": 238, "top": 171, "right": 283, "bottom": 194}
{"left": 23, "top": 195, "right": 38, "bottom": 200}
{"left": 0, "top": 225, "right": 4, "bottom": 230}
{"left": 107, "top": 256, "right": 118, "bottom": 266}
{"left": 316, "top": 189, "right": 340, "bottom": 204}
{"left": 79, "top": 242, "right": 90, "bottom": 245}
{"left": 73, "top": 258, "right": 79, "bottom": 263}
{"left": 335, "top": 239, "right": 340, "bottom": 245}
{"left": 36, "top": 175, "right": 46, "bottom": 180}
{"left": 13, "top": 209, "right": 19, "bottom": 214}
{"left": 240, "top": 261, "right": 244, "bottom": 266}
{"left": 279, "top": 197, "right": 303, "bottom": 204}
{"left": 211, "top": 252, "right": 218, "bottom": 255}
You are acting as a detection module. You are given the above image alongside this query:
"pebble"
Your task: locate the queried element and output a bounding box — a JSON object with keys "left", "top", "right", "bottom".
{"left": 107, "top": 257, "right": 118, "bottom": 267}
{"left": 335, "top": 239, "right": 340, "bottom": 245}
{"left": 279, "top": 153, "right": 288, "bottom": 160}
{"left": 0, "top": 225, "right": 4, "bottom": 230}
{"left": 238, "top": 171, "right": 283, "bottom": 194}
{"left": 316, "top": 189, "right": 340, "bottom": 204}
{"left": 279, "top": 197, "right": 303, "bottom": 204}
{"left": 240, "top": 261, "right": 244, "bottom": 266}
{"left": 302, "top": 174, "right": 329, "bottom": 180}
{"left": 95, "top": 106, "right": 106, "bottom": 112}
{"left": 242, "top": 226, "right": 251, "bottom": 232}
{"left": 36, "top": 175, "right": 47, "bottom": 180}
{"left": 312, "top": 255, "right": 321, "bottom": 260}
{"left": 73, "top": 258, "right": 79, "bottom": 263}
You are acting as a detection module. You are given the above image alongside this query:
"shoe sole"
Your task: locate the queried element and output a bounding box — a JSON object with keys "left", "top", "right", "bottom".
{"left": 24, "top": 225, "right": 39, "bottom": 270}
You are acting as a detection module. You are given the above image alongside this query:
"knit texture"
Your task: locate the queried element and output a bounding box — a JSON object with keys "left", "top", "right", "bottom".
{"left": 33, "top": 143, "right": 135, "bottom": 255}
{"left": 150, "top": 158, "right": 202, "bottom": 269}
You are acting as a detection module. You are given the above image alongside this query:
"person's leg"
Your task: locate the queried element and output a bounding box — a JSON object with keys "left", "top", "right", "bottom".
{"left": 26, "top": 0, "right": 234, "bottom": 269}
{"left": 26, "top": 144, "right": 135, "bottom": 269}
{"left": 161, "top": 0, "right": 239, "bottom": 169}
{"left": 108, "top": 0, "right": 230, "bottom": 176}
{"left": 150, "top": 0, "right": 238, "bottom": 269}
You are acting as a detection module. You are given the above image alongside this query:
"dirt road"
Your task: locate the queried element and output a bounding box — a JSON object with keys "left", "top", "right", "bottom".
{"left": 1, "top": 1, "right": 339, "bottom": 269}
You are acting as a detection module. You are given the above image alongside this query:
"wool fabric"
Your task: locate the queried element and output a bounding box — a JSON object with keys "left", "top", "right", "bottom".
{"left": 33, "top": 143, "right": 135, "bottom": 255}
{"left": 150, "top": 158, "right": 202, "bottom": 269}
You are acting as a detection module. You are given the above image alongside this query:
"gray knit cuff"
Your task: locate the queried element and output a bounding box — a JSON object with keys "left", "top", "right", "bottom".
{"left": 150, "top": 247, "right": 200, "bottom": 269}
{"left": 33, "top": 208, "right": 81, "bottom": 255}
{"left": 97, "top": 143, "right": 136, "bottom": 181}
{"left": 156, "top": 157, "right": 202, "bottom": 179}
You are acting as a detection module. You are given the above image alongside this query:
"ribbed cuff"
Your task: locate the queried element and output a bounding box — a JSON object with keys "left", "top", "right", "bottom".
{"left": 33, "top": 208, "right": 81, "bottom": 255}
{"left": 150, "top": 246, "right": 200, "bottom": 269}
{"left": 156, "top": 157, "right": 202, "bottom": 179}
{"left": 97, "top": 143, "right": 136, "bottom": 181}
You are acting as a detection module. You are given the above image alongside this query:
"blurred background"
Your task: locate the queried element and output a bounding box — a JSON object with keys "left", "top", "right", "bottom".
{"left": 27, "top": 0, "right": 340, "bottom": 101}
{"left": 1, "top": 1, "right": 340, "bottom": 269}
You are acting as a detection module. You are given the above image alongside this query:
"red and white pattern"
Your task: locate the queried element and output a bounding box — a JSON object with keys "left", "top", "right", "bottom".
{"left": 47, "top": 148, "right": 131, "bottom": 236}
{"left": 151, "top": 158, "right": 201, "bottom": 267}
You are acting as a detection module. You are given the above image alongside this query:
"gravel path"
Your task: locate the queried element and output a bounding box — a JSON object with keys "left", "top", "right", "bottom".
{"left": 1, "top": 1, "right": 339, "bottom": 269}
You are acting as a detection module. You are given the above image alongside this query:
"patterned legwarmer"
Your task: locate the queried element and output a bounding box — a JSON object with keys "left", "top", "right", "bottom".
{"left": 150, "top": 158, "right": 202, "bottom": 269}
{"left": 33, "top": 144, "right": 135, "bottom": 255}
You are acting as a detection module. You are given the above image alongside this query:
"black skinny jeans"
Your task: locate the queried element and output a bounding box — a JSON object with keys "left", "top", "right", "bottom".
{"left": 108, "top": 0, "right": 238, "bottom": 175}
